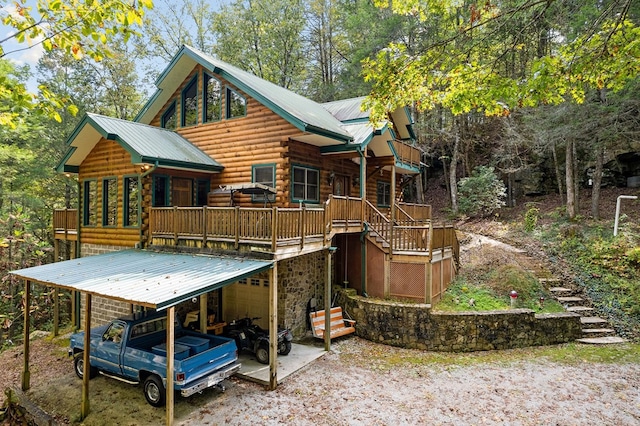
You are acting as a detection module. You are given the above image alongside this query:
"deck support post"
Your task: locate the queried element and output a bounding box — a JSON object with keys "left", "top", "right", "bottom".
{"left": 199, "top": 294, "right": 208, "bottom": 333}
{"left": 324, "top": 247, "right": 336, "bottom": 351}
{"left": 80, "top": 293, "right": 91, "bottom": 419}
{"left": 166, "top": 306, "right": 175, "bottom": 426}
{"left": 21, "top": 280, "right": 31, "bottom": 392}
{"left": 268, "top": 261, "right": 278, "bottom": 390}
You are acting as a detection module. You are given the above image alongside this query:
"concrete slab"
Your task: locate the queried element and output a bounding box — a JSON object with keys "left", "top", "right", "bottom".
{"left": 236, "top": 342, "right": 326, "bottom": 386}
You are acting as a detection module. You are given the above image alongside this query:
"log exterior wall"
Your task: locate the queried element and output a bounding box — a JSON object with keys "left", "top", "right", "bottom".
{"left": 78, "top": 139, "right": 141, "bottom": 249}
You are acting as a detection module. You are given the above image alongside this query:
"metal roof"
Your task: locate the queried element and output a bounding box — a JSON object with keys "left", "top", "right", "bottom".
{"left": 321, "top": 97, "right": 369, "bottom": 122}
{"left": 57, "top": 113, "right": 223, "bottom": 173}
{"left": 137, "top": 45, "right": 353, "bottom": 143}
{"left": 10, "top": 250, "right": 273, "bottom": 310}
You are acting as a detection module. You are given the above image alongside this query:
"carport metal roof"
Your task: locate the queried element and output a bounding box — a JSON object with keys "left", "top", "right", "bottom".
{"left": 10, "top": 250, "right": 273, "bottom": 310}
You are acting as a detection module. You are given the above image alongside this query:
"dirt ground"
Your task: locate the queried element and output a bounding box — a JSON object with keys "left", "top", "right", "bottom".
{"left": 1, "top": 336, "right": 639, "bottom": 425}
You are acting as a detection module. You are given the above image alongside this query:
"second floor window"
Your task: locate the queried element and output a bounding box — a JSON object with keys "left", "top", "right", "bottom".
{"left": 252, "top": 164, "right": 275, "bottom": 203}
{"left": 292, "top": 165, "right": 319, "bottom": 203}
{"left": 124, "top": 176, "right": 139, "bottom": 227}
{"left": 377, "top": 181, "right": 391, "bottom": 207}
{"left": 182, "top": 76, "right": 198, "bottom": 127}
{"left": 226, "top": 88, "right": 246, "bottom": 119}
{"left": 83, "top": 180, "right": 97, "bottom": 226}
{"left": 204, "top": 73, "right": 221, "bottom": 123}
{"left": 161, "top": 102, "right": 177, "bottom": 130}
{"left": 102, "top": 178, "right": 118, "bottom": 226}
{"left": 102, "top": 177, "right": 117, "bottom": 226}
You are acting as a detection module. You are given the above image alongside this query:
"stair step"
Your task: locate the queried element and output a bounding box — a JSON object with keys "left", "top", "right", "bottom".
{"left": 580, "top": 317, "right": 608, "bottom": 325}
{"left": 557, "top": 296, "right": 584, "bottom": 303}
{"left": 539, "top": 278, "right": 561, "bottom": 284}
{"left": 581, "top": 328, "right": 616, "bottom": 337}
{"left": 566, "top": 306, "right": 594, "bottom": 315}
{"left": 576, "top": 336, "right": 629, "bottom": 345}
{"left": 549, "top": 286, "right": 573, "bottom": 293}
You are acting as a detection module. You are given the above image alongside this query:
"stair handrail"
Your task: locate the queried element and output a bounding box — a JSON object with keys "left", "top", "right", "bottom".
{"left": 364, "top": 200, "right": 391, "bottom": 246}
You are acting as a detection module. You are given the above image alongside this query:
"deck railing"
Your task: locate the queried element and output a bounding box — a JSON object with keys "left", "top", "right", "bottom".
{"left": 53, "top": 209, "right": 78, "bottom": 233}
{"left": 53, "top": 198, "right": 456, "bottom": 258}
{"left": 392, "top": 140, "right": 422, "bottom": 169}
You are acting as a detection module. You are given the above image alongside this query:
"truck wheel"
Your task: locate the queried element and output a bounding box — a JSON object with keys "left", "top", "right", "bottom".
{"left": 143, "top": 375, "right": 166, "bottom": 407}
{"left": 255, "top": 343, "right": 269, "bottom": 364}
{"left": 73, "top": 353, "right": 97, "bottom": 379}
{"left": 278, "top": 340, "right": 292, "bottom": 356}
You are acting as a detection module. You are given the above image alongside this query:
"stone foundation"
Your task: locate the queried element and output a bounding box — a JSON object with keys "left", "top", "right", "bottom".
{"left": 336, "top": 289, "right": 582, "bottom": 352}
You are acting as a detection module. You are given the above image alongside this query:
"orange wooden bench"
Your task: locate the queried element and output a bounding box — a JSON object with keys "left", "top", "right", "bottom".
{"left": 309, "top": 306, "right": 356, "bottom": 339}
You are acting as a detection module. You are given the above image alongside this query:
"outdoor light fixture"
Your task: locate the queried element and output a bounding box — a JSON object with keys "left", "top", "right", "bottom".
{"left": 327, "top": 171, "right": 335, "bottom": 185}
{"left": 510, "top": 290, "right": 518, "bottom": 308}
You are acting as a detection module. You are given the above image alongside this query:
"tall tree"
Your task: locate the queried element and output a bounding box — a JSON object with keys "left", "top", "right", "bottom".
{"left": 211, "top": 0, "right": 306, "bottom": 90}
{"left": 1, "top": 0, "right": 153, "bottom": 127}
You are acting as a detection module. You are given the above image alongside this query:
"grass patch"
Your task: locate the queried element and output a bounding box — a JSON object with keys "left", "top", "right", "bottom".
{"left": 339, "top": 340, "right": 640, "bottom": 372}
{"left": 435, "top": 260, "right": 564, "bottom": 313}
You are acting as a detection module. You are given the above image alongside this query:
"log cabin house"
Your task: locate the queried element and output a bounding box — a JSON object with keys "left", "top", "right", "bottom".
{"left": 52, "top": 45, "right": 458, "bottom": 338}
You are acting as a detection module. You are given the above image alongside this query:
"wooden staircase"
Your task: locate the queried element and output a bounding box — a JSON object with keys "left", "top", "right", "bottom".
{"left": 546, "top": 282, "right": 628, "bottom": 344}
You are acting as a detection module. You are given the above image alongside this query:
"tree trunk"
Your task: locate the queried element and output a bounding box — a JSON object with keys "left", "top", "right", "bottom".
{"left": 450, "top": 133, "right": 460, "bottom": 213}
{"left": 573, "top": 139, "right": 580, "bottom": 215}
{"left": 552, "top": 142, "right": 564, "bottom": 205}
{"left": 565, "top": 140, "right": 576, "bottom": 219}
{"left": 416, "top": 166, "right": 426, "bottom": 204}
{"left": 591, "top": 142, "right": 604, "bottom": 219}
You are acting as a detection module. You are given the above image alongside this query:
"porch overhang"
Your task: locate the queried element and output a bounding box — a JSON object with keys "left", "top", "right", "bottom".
{"left": 10, "top": 250, "right": 273, "bottom": 310}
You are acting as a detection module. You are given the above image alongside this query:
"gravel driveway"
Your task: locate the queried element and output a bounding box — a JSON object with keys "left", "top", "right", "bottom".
{"left": 1, "top": 335, "right": 639, "bottom": 425}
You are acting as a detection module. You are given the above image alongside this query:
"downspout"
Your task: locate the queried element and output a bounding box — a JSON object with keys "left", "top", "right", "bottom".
{"left": 139, "top": 161, "right": 159, "bottom": 249}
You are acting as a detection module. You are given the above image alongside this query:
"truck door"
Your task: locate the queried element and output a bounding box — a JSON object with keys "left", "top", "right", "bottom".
{"left": 93, "top": 320, "right": 126, "bottom": 376}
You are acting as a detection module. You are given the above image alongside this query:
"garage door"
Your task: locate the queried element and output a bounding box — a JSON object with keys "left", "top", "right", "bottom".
{"left": 223, "top": 277, "right": 269, "bottom": 329}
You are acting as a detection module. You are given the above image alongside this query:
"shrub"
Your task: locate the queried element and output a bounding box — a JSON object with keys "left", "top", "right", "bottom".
{"left": 457, "top": 166, "right": 506, "bottom": 217}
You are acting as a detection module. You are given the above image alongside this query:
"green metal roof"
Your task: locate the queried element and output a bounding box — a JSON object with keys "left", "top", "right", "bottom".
{"left": 10, "top": 250, "right": 273, "bottom": 310}
{"left": 57, "top": 113, "right": 223, "bottom": 173}
{"left": 137, "top": 45, "right": 353, "bottom": 143}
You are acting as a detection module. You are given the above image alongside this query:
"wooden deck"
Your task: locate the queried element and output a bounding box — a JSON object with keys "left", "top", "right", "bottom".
{"left": 53, "top": 196, "right": 458, "bottom": 258}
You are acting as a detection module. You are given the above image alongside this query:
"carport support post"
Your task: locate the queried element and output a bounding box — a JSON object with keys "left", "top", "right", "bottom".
{"left": 325, "top": 247, "right": 336, "bottom": 351}
{"left": 268, "top": 261, "right": 278, "bottom": 390}
{"left": 21, "top": 280, "right": 31, "bottom": 391}
{"left": 166, "top": 306, "right": 175, "bottom": 426}
{"left": 81, "top": 293, "right": 92, "bottom": 419}
{"left": 199, "top": 294, "right": 207, "bottom": 333}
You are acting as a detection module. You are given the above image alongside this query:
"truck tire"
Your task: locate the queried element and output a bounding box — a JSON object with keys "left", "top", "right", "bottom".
{"left": 73, "top": 353, "right": 97, "bottom": 379}
{"left": 255, "top": 342, "right": 269, "bottom": 364}
{"left": 143, "top": 374, "right": 166, "bottom": 407}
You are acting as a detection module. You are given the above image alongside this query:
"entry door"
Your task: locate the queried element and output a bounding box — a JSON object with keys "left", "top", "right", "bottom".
{"left": 222, "top": 278, "right": 269, "bottom": 329}
{"left": 333, "top": 175, "right": 350, "bottom": 197}
{"left": 172, "top": 178, "right": 193, "bottom": 206}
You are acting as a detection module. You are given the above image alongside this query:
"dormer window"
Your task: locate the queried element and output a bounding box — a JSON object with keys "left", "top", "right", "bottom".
{"left": 226, "top": 87, "right": 246, "bottom": 119}
{"left": 204, "top": 73, "right": 222, "bottom": 123}
{"left": 182, "top": 76, "right": 198, "bottom": 127}
{"left": 161, "top": 101, "right": 177, "bottom": 130}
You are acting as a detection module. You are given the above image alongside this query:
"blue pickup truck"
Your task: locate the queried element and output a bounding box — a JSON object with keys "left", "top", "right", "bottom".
{"left": 69, "top": 310, "right": 240, "bottom": 407}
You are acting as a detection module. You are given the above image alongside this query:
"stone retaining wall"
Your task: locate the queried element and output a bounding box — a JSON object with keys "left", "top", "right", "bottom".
{"left": 336, "top": 289, "right": 582, "bottom": 352}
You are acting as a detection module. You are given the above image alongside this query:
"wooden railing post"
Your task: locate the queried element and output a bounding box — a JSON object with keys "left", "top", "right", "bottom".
{"left": 202, "top": 206, "right": 207, "bottom": 245}
{"left": 173, "top": 206, "right": 178, "bottom": 246}
{"left": 299, "top": 204, "right": 305, "bottom": 250}
{"left": 271, "top": 207, "right": 278, "bottom": 252}
{"left": 234, "top": 207, "right": 240, "bottom": 249}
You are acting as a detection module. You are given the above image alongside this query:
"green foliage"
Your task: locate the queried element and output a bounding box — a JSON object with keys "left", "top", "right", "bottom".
{"left": 436, "top": 265, "right": 564, "bottom": 313}
{"left": 540, "top": 223, "right": 640, "bottom": 339}
{"left": 0, "top": 388, "right": 27, "bottom": 424}
{"left": 523, "top": 204, "right": 540, "bottom": 233}
{"left": 457, "top": 166, "right": 506, "bottom": 217}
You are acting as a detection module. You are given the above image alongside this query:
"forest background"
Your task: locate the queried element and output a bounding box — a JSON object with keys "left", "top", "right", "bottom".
{"left": 0, "top": 0, "right": 638, "bottom": 346}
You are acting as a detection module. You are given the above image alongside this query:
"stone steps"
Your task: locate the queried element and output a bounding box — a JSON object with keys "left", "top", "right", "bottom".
{"left": 544, "top": 281, "right": 625, "bottom": 344}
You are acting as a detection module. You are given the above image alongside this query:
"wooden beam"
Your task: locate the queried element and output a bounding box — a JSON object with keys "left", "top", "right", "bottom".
{"left": 366, "top": 156, "right": 395, "bottom": 167}
{"left": 166, "top": 306, "right": 175, "bottom": 426}
{"left": 81, "top": 293, "right": 91, "bottom": 419}
{"left": 268, "top": 262, "right": 278, "bottom": 390}
{"left": 324, "top": 249, "right": 333, "bottom": 351}
{"left": 53, "top": 287, "right": 59, "bottom": 337}
{"left": 199, "top": 294, "right": 207, "bottom": 333}
{"left": 321, "top": 152, "right": 359, "bottom": 161}
{"left": 21, "top": 280, "right": 31, "bottom": 391}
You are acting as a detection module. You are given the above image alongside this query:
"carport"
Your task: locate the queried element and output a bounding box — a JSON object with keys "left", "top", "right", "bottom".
{"left": 9, "top": 249, "right": 275, "bottom": 426}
